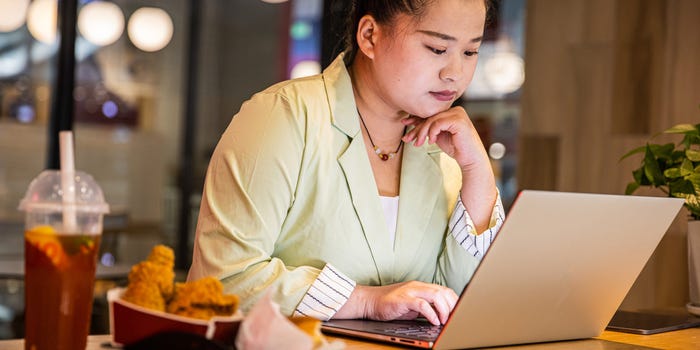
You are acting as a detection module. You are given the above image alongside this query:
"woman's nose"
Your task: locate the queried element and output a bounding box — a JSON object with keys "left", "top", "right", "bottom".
{"left": 439, "top": 56, "right": 464, "bottom": 82}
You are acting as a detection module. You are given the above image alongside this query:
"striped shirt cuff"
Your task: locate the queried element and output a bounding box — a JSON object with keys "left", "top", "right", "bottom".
{"left": 293, "top": 263, "right": 356, "bottom": 320}
{"left": 449, "top": 193, "right": 505, "bottom": 260}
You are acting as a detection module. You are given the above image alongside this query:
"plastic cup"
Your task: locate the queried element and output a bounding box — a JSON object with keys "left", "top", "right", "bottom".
{"left": 18, "top": 170, "right": 109, "bottom": 350}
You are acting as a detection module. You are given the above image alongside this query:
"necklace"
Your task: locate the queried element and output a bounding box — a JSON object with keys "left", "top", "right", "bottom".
{"left": 357, "top": 109, "right": 405, "bottom": 161}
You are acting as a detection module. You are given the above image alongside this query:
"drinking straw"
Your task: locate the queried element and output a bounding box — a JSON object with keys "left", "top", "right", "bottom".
{"left": 59, "top": 131, "right": 78, "bottom": 233}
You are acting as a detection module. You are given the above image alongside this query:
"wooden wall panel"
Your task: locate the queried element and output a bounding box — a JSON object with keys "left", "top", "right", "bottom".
{"left": 566, "top": 45, "right": 614, "bottom": 192}
{"left": 520, "top": 0, "right": 700, "bottom": 309}
{"left": 662, "top": 0, "right": 700, "bottom": 130}
{"left": 519, "top": 135, "right": 559, "bottom": 190}
{"left": 611, "top": 0, "right": 666, "bottom": 135}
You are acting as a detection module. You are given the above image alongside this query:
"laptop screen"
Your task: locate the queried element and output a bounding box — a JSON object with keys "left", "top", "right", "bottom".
{"left": 323, "top": 191, "right": 684, "bottom": 349}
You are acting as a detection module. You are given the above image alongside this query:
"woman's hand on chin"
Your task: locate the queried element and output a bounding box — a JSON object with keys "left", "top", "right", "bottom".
{"left": 401, "top": 106, "right": 490, "bottom": 171}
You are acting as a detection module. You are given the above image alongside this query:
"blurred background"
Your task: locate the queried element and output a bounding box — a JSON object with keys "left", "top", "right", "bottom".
{"left": 0, "top": 0, "right": 697, "bottom": 339}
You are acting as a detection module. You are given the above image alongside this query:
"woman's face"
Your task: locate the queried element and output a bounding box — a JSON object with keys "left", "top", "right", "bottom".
{"left": 371, "top": 0, "right": 486, "bottom": 118}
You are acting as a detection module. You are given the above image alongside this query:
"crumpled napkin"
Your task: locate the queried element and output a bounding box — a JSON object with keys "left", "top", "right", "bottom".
{"left": 235, "top": 293, "right": 345, "bottom": 350}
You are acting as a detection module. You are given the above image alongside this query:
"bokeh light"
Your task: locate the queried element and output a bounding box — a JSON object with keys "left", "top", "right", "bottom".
{"left": 27, "top": 0, "right": 57, "bottom": 44}
{"left": 483, "top": 52, "right": 525, "bottom": 95}
{"left": 100, "top": 252, "right": 115, "bottom": 266}
{"left": 127, "top": 7, "right": 173, "bottom": 52}
{"left": 0, "top": 48, "right": 27, "bottom": 78}
{"left": 16, "top": 104, "right": 36, "bottom": 124}
{"left": 290, "top": 60, "right": 320, "bottom": 79}
{"left": 78, "top": 1, "right": 125, "bottom": 46}
{"left": 290, "top": 21, "right": 312, "bottom": 40}
{"left": 0, "top": 0, "right": 29, "bottom": 32}
{"left": 488, "top": 142, "right": 507, "bottom": 160}
{"left": 101, "top": 100, "right": 118, "bottom": 118}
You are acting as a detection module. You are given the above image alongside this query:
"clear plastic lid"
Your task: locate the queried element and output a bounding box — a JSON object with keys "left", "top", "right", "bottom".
{"left": 18, "top": 170, "right": 110, "bottom": 214}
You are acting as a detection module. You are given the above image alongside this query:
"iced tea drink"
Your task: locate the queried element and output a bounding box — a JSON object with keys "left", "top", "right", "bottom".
{"left": 20, "top": 134, "right": 109, "bottom": 350}
{"left": 24, "top": 226, "right": 101, "bottom": 350}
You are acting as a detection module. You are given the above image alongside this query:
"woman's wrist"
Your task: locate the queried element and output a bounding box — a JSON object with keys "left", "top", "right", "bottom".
{"left": 459, "top": 160, "right": 498, "bottom": 233}
{"left": 333, "top": 284, "right": 373, "bottom": 320}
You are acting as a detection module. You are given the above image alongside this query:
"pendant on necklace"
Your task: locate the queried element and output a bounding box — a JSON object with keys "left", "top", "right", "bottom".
{"left": 357, "top": 109, "right": 405, "bottom": 162}
{"left": 374, "top": 146, "right": 397, "bottom": 161}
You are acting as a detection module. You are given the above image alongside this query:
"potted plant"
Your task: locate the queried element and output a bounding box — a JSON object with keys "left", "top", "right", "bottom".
{"left": 621, "top": 122, "right": 700, "bottom": 315}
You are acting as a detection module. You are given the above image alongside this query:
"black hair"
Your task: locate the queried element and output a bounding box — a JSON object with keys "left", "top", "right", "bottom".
{"left": 340, "top": 0, "right": 494, "bottom": 65}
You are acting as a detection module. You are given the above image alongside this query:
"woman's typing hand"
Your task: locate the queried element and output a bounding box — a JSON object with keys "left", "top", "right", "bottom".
{"left": 334, "top": 281, "right": 458, "bottom": 325}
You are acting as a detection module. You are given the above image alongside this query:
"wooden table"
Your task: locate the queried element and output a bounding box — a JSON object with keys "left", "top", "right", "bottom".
{"left": 332, "top": 329, "right": 700, "bottom": 349}
{"left": 596, "top": 328, "right": 700, "bottom": 349}
{"left": 0, "top": 329, "right": 698, "bottom": 350}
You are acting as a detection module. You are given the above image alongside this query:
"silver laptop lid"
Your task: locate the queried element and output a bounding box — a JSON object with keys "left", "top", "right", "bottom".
{"left": 435, "top": 190, "right": 684, "bottom": 349}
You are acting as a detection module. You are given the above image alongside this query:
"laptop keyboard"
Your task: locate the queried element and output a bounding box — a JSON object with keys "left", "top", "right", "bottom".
{"left": 376, "top": 324, "right": 443, "bottom": 340}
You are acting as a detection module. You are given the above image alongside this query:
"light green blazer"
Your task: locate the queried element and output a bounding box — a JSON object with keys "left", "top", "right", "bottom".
{"left": 188, "top": 55, "right": 481, "bottom": 315}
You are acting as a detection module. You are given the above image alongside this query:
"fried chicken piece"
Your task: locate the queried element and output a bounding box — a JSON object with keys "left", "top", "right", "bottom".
{"left": 126, "top": 261, "right": 174, "bottom": 300}
{"left": 120, "top": 245, "right": 240, "bottom": 321}
{"left": 127, "top": 245, "right": 175, "bottom": 299}
{"left": 121, "top": 281, "right": 165, "bottom": 311}
{"left": 167, "top": 277, "right": 239, "bottom": 320}
{"left": 147, "top": 244, "right": 175, "bottom": 267}
{"left": 121, "top": 245, "right": 176, "bottom": 311}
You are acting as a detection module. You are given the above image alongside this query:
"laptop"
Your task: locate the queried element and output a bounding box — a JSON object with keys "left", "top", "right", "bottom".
{"left": 321, "top": 190, "right": 685, "bottom": 349}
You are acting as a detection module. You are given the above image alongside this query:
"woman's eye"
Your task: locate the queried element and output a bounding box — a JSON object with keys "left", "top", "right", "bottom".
{"left": 426, "top": 46, "right": 446, "bottom": 55}
{"left": 465, "top": 50, "right": 479, "bottom": 57}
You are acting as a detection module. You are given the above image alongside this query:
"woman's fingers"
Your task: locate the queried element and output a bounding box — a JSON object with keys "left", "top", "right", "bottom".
{"left": 401, "top": 107, "right": 488, "bottom": 169}
{"left": 440, "top": 288, "right": 459, "bottom": 323}
{"left": 414, "top": 286, "right": 458, "bottom": 325}
{"left": 400, "top": 282, "right": 458, "bottom": 325}
{"left": 360, "top": 281, "right": 459, "bottom": 325}
{"left": 401, "top": 116, "right": 421, "bottom": 126}
{"left": 402, "top": 111, "right": 464, "bottom": 147}
{"left": 411, "top": 298, "right": 441, "bottom": 325}
{"left": 403, "top": 119, "right": 432, "bottom": 147}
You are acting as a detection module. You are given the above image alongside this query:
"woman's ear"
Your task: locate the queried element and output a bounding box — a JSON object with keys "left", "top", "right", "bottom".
{"left": 355, "top": 15, "right": 378, "bottom": 60}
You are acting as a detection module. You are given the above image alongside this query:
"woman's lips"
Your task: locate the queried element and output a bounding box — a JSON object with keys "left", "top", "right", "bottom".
{"left": 430, "top": 90, "right": 457, "bottom": 102}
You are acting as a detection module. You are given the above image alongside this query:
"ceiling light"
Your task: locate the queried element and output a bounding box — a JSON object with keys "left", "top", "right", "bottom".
{"left": 127, "top": 7, "right": 173, "bottom": 52}
{"left": 0, "top": 0, "right": 29, "bottom": 32}
{"left": 78, "top": 1, "right": 124, "bottom": 46}
{"left": 27, "top": 0, "right": 57, "bottom": 44}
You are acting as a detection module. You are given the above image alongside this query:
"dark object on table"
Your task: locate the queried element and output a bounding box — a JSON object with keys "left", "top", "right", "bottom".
{"left": 108, "top": 288, "right": 241, "bottom": 346}
{"left": 123, "top": 331, "right": 234, "bottom": 350}
{"left": 606, "top": 309, "right": 700, "bottom": 335}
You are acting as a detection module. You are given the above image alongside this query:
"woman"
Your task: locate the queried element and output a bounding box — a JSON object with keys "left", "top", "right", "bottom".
{"left": 188, "top": 0, "right": 504, "bottom": 326}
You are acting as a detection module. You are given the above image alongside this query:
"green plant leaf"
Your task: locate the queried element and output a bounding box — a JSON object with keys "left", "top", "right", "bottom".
{"left": 681, "top": 124, "right": 700, "bottom": 148}
{"left": 621, "top": 120, "right": 700, "bottom": 219}
{"left": 625, "top": 182, "right": 640, "bottom": 195}
{"left": 684, "top": 193, "right": 700, "bottom": 220}
{"left": 649, "top": 143, "right": 674, "bottom": 160}
{"left": 665, "top": 168, "right": 682, "bottom": 178}
{"left": 670, "top": 179, "right": 696, "bottom": 195}
{"left": 681, "top": 159, "right": 694, "bottom": 176}
{"left": 619, "top": 145, "right": 647, "bottom": 161}
{"left": 665, "top": 124, "right": 698, "bottom": 134}
{"left": 687, "top": 149, "right": 700, "bottom": 162}
{"left": 643, "top": 146, "right": 666, "bottom": 186}
{"left": 670, "top": 150, "right": 687, "bottom": 162}
{"left": 633, "top": 168, "right": 650, "bottom": 186}
{"left": 688, "top": 173, "right": 700, "bottom": 189}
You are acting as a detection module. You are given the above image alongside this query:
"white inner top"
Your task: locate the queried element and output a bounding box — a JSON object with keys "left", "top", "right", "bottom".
{"left": 379, "top": 195, "right": 400, "bottom": 244}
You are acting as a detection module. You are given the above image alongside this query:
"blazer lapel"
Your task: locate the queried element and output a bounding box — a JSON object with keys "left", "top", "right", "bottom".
{"left": 325, "top": 55, "right": 395, "bottom": 284}
{"left": 395, "top": 143, "right": 444, "bottom": 266}
{"left": 337, "top": 125, "right": 396, "bottom": 285}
